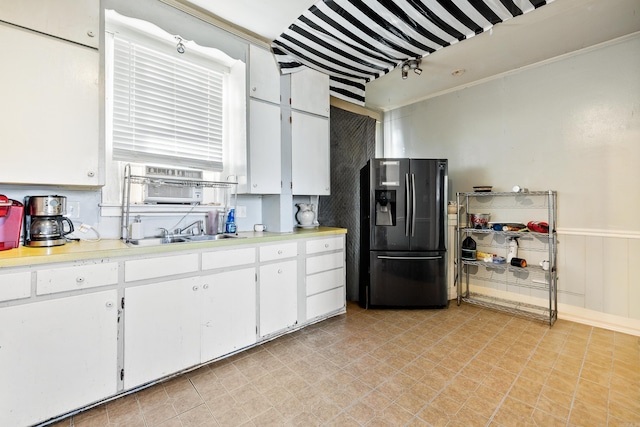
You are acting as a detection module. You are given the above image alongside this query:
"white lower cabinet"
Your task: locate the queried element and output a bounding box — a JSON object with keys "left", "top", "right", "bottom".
{"left": 123, "top": 277, "right": 201, "bottom": 390}
{"left": 307, "top": 286, "right": 345, "bottom": 319}
{"left": 1, "top": 232, "right": 347, "bottom": 424}
{"left": 259, "top": 260, "right": 298, "bottom": 337}
{"left": 0, "top": 291, "right": 118, "bottom": 427}
{"left": 305, "top": 237, "right": 346, "bottom": 321}
{"left": 200, "top": 268, "right": 257, "bottom": 362}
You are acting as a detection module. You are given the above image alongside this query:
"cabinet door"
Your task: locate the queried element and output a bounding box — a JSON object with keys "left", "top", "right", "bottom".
{"left": 249, "top": 45, "right": 281, "bottom": 103}
{"left": 124, "top": 278, "right": 201, "bottom": 389}
{"left": 201, "top": 268, "right": 256, "bottom": 362}
{"left": 0, "top": 0, "right": 99, "bottom": 47}
{"left": 291, "top": 111, "right": 330, "bottom": 195}
{"left": 259, "top": 260, "right": 298, "bottom": 336}
{"left": 0, "top": 25, "right": 100, "bottom": 186}
{"left": 290, "top": 68, "right": 330, "bottom": 117}
{"left": 248, "top": 99, "right": 282, "bottom": 194}
{"left": 0, "top": 291, "right": 118, "bottom": 427}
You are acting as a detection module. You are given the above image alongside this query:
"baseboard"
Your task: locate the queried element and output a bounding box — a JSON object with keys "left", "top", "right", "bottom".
{"left": 461, "top": 285, "right": 640, "bottom": 337}
{"left": 557, "top": 304, "right": 640, "bottom": 337}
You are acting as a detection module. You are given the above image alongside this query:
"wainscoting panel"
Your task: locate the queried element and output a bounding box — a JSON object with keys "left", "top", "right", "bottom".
{"left": 557, "top": 229, "right": 639, "bottom": 334}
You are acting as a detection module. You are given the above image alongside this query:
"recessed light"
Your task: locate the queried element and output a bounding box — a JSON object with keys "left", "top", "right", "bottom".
{"left": 451, "top": 69, "right": 466, "bottom": 77}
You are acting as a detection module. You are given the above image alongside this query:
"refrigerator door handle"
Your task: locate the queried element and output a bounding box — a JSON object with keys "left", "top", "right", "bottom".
{"left": 411, "top": 173, "right": 416, "bottom": 237}
{"left": 405, "top": 173, "right": 411, "bottom": 236}
{"left": 377, "top": 255, "right": 443, "bottom": 260}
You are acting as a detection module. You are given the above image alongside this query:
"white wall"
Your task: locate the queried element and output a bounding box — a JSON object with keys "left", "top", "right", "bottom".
{"left": 383, "top": 34, "right": 640, "bottom": 334}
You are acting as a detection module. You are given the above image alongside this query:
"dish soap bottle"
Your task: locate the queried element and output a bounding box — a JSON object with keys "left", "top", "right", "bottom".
{"left": 225, "top": 208, "right": 236, "bottom": 234}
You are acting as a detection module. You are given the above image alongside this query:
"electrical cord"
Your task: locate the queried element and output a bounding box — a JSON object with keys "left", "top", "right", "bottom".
{"left": 68, "top": 223, "right": 102, "bottom": 242}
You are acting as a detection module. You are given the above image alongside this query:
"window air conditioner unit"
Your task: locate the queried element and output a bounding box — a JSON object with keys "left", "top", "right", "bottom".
{"left": 143, "top": 166, "right": 203, "bottom": 204}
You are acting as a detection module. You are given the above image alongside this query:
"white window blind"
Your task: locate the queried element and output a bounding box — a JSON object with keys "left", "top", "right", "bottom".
{"left": 112, "top": 34, "right": 225, "bottom": 170}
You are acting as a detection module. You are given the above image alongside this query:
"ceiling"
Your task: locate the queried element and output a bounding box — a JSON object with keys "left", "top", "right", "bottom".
{"left": 182, "top": 0, "right": 640, "bottom": 111}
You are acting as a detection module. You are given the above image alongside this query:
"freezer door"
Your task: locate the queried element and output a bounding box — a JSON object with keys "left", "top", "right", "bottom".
{"left": 368, "top": 251, "right": 448, "bottom": 308}
{"left": 410, "top": 159, "right": 447, "bottom": 251}
{"left": 370, "top": 159, "right": 411, "bottom": 251}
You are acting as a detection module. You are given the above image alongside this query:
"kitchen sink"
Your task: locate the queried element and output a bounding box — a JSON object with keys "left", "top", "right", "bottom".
{"left": 164, "top": 236, "right": 189, "bottom": 243}
{"left": 185, "top": 234, "right": 244, "bottom": 241}
{"left": 128, "top": 234, "right": 244, "bottom": 246}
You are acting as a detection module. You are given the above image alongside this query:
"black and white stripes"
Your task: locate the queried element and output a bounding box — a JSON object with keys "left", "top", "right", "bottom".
{"left": 272, "top": 0, "right": 551, "bottom": 105}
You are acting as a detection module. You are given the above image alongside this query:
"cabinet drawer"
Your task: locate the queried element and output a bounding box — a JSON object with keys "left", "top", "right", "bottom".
{"left": 37, "top": 263, "right": 118, "bottom": 295}
{"left": 306, "top": 252, "right": 344, "bottom": 275}
{"left": 202, "top": 247, "right": 256, "bottom": 270}
{"left": 0, "top": 272, "right": 31, "bottom": 302}
{"left": 260, "top": 242, "right": 298, "bottom": 262}
{"left": 306, "top": 268, "right": 344, "bottom": 296}
{"left": 125, "top": 254, "right": 198, "bottom": 282}
{"left": 306, "top": 287, "right": 344, "bottom": 320}
{"left": 306, "top": 236, "right": 344, "bottom": 254}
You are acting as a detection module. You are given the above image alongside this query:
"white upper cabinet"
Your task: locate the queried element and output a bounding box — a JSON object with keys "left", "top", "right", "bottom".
{"left": 0, "top": 24, "right": 100, "bottom": 186}
{"left": 249, "top": 45, "right": 281, "bottom": 104}
{"left": 291, "top": 111, "right": 330, "bottom": 195}
{"left": 290, "top": 68, "right": 330, "bottom": 117}
{"left": 247, "top": 99, "right": 282, "bottom": 194}
{"left": 0, "top": 0, "right": 99, "bottom": 48}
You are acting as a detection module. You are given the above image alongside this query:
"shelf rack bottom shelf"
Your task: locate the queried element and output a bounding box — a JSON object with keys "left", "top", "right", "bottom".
{"left": 461, "top": 292, "right": 557, "bottom": 326}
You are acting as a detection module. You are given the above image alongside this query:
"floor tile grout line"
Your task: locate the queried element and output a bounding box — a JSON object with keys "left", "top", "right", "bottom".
{"left": 61, "top": 303, "right": 638, "bottom": 427}
{"left": 564, "top": 325, "right": 598, "bottom": 427}
{"left": 455, "top": 310, "right": 554, "bottom": 426}
{"left": 338, "top": 306, "right": 497, "bottom": 425}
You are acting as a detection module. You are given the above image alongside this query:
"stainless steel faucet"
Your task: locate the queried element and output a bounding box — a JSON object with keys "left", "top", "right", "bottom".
{"left": 174, "top": 220, "right": 204, "bottom": 236}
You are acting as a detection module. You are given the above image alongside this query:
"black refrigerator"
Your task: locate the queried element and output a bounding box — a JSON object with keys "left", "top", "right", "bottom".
{"left": 359, "top": 158, "right": 448, "bottom": 308}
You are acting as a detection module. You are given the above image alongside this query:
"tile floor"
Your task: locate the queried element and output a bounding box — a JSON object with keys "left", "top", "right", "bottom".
{"left": 50, "top": 301, "right": 639, "bottom": 427}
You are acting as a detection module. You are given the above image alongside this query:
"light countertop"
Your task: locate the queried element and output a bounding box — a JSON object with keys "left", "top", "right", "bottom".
{"left": 0, "top": 227, "right": 347, "bottom": 268}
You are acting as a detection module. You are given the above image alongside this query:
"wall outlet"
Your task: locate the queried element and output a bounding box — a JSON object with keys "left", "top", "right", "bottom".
{"left": 67, "top": 202, "right": 80, "bottom": 219}
{"left": 236, "top": 206, "right": 246, "bottom": 218}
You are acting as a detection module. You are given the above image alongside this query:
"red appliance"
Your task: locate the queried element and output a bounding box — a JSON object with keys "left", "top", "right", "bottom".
{"left": 0, "top": 195, "right": 24, "bottom": 250}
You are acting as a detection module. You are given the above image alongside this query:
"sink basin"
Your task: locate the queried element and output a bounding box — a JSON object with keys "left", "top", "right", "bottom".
{"left": 185, "top": 234, "right": 244, "bottom": 241}
{"left": 164, "top": 236, "right": 188, "bottom": 243}
{"left": 129, "top": 236, "right": 188, "bottom": 246}
{"left": 128, "top": 234, "right": 243, "bottom": 246}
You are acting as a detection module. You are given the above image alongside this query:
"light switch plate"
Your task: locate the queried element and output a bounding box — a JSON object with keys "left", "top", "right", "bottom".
{"left": 67, "top": 202, "right": 80, "bottom": 219}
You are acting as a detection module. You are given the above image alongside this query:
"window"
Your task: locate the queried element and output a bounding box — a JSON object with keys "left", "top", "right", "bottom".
{"left": 101, "top": 10, "right": 247, "bottom": 211}
{"left": 111, "top": 35, "right": 226, "bottom": 170}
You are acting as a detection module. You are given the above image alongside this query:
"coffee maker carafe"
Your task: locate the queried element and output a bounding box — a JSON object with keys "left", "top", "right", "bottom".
{"left": 24, "top": 195, "right": 74, "bottom": 247}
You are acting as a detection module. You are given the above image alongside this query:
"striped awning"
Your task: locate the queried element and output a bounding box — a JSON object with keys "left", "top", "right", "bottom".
{"left": 272, "top": 0, "right": 552, "bottom": 106}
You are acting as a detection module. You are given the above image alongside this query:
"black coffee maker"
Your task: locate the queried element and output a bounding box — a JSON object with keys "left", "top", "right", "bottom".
{"left": 24, "top": 195, "right": 74, "bottom": 247}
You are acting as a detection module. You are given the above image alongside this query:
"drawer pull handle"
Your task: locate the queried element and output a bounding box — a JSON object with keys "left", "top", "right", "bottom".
{"left": 76, "top": 277, "right": 85, "bottom": 284}
{"left": 192, "top": 286, "right": 199, "bottom": 291}
{"left": 105, "top": 301, "right": 114, "bottom": 308}
{"left": 325, "top": 244, "right": 329, "bottom": 248}
{"left": 278, "top": 269, "right": 282, "bottom": 274}
{"left": 278, "top": 250, "right": 283, "bottom": 255}
{"left": 203, "top": 284, "right": 209, "bottom": 290}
